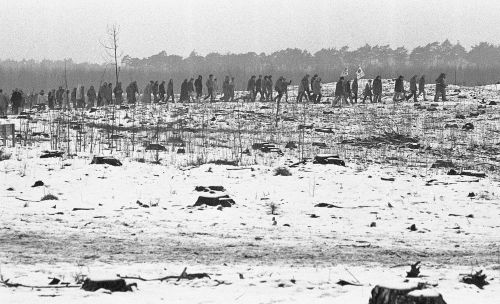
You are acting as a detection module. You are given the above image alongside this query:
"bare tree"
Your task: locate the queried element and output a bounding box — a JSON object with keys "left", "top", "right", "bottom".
{"left": 101, "top": 24, "right": 122, "bottom": 86}
{"left": 100, "top": 24, "right": 123, "bottom": 153}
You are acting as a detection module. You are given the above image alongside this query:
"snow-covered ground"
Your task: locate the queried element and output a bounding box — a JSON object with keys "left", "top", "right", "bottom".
{"left": 0, "top": 81, "right": 499, "bottom": 303}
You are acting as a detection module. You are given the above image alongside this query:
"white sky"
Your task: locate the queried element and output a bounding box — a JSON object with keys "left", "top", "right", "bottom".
{"left": 1, "top": 0, "right": 499, "bottom": 63}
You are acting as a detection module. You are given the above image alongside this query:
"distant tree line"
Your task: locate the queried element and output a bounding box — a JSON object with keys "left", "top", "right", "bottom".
{"left": 2, "top": 40, "right": 500, "bottom": 93}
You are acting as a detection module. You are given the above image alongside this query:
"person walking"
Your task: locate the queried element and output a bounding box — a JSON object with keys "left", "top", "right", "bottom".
{"left": 372, "top": 76, "right": 382, "bottom": 103}
{"left": 48, "top": 89, "right": 55, "bottom": 109}
{"left": 344, "top": 79, "right": 352, "bottom": 104}
{"left": 222, "top": 76, "right": 230, "bottom": 102}
{"left": 159, "top": 81, "right": 166, "bottom": 102}
{"left": 255, "top": 75, "right": 264, "bottom": 101}
{"left": 70, "top": 88, "right": 77, "bottom": 109}
{"left": 266, "top": 76, "right": 273, "bottom": 101}
{"left": 247, "top": 75, "right": 256, "bottom": 102}
{"left": 393, "top": 75, "right": 405, "bottom": 102}
{"left": 187, "top": 78, "right": 196, "bottom": 102}
{"left": 166, "top": 79, "right": 175, "bottom": 103}
{"left": 62, "top": 89, "right": 70, "bottom": 110}
{"left": 363, "top": 79, "right": 373, "bottom": 103}
{"left": 351, "top": 77, "right": 359, "bottom": 103}
{"left": 434, "top": 73, "right": 447, "bottom": 102}
{"left": 56, "top": 86, "right": 64, "bottom": 108}
{"left": 273, "top": 77, "right": 284, "bottom": 103}
{"left": 204, "top": 75, "right": 215, "bottom": 102}
{"left": 417, "top": 75, "right": 428, "bottom": 101}
{"left": 312, "top": 77, "right": 322, "bottom": 103}
{"left": 0, "top": 89, "right": 8, "bottom": 116}
{"left": 194, "top": 75, "right": 203, "bottom": 100}
{"left": 332, "top": 77, "right": 345, "bottom": 107}
{"left": 77, "top": 85, "right": 85, "bottom": 108}
{"left": 114, "top": 82, "right": 123, "bottom": 105}
{"left": 417, "top": 75, "right": 427, "bottom": 101}
{"left": 297, "top": 74, "right": 310, "bottom": 103}
{"left": 180, "top": 79, "right": 188, "bottom": 102}
{"left": 106, "top": 83, "right": 113, "bottom": 105}
{"left": 11, "top": 89, "right": 23, "bottom": 114}
{"left": 87, "top": 85, "right": 96, "bottom": 108}
{"left": 405, "top": 75, "right": 418, "bottom": 102}
{"left": 229, "top": 77, "right": 235, "bottom": 102}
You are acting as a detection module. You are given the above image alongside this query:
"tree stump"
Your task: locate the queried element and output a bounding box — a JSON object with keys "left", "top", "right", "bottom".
{"left": 313, "top": 154, "right": 345, "bottom": 166}
{"left": 194, "top": 194, "right": 235, "bottom": 208}
{"left": 91, "top": 156, "right": 122, "bottom": 166}
{"left": 406, "top": 289, "right": 447, "bottom": 304}
{"left": 369, "top": 283, "right": 447, "bottom": 304}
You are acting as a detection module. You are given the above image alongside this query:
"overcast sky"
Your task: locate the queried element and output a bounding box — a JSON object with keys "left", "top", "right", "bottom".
{"left": 1, "top": 0, "right": 499, "bottom": 63}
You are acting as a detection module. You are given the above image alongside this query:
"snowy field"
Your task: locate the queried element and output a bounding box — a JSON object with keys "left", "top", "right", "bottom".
{"left": 0, "top": 80, "right": 499, "bottom": 303}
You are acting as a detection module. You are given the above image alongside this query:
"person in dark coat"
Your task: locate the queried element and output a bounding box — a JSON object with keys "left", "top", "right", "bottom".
{"left": 56, "top": 86, "right": 64, "bottom": 108}
{"left": 159, "top": 81, "right": 166, "bottom": 102}
{"left": 194, "top": 75, "right": 203, "bottom": 99}
{"left": 351, "top": 77, "right": 359, "bottom": 103}
{"left": 48, "top": 89, "right": 55, "bottom": 109}
{"left": 417, "top": 75, "right": 427, "bottom": 101}
{"left": 222, "top": 76, "right": 230, "bottom": 102}
{"left": 312, "top": 77, "right": 322, "bottom": 103}
{"left": 180, "top": 79, "right": 188, "bottom": 102}
{"left": 363, "top": 79, "right": 373, "bottom": 103}
{"left": 344, "top": 79, "right": 352, "bottom": 104}
{"left": 273, "top": 76, "right": 290, "bottom": 103}
{"left": 166, "top": 79, "right": 174, "bottom": 102}
{"left": 204, "top": 75, "right": 215, "bottom": 102}
{"left": 332, "top": 77, "right": 345, "bottom": 107}
{"left": 310, "top": 74, "right": 317, "bottom": 92}
{"left": 187, "top": 78, "right": 195, "bottom": 102}
{"left": 71, "top": 88, "right": 77, "bottom": 108}
{"left": 372, "top": 76, "right": 382, "bottom": 103}
{"left": 297, "top": 74, "right": 310, "bottom": 103}
{"left": 114, "top": 82, "right": 123, "bottom": 105}
{"left": 405, "top": 75, "right": 418, "bottom": 102}
{"left": 152, "top": 81, "right": 159, "bottom": 102}
{"left": 247, "top": 75, "right": 256, "bottom": 102}
{"left": 393, "top": 75, "right": 405, "bottom": 102}
{"left": 106, "top": 83, "right": 113, "bottom": 105}
{"left": 87, "top": 85, "right": 97, "bottom": 108}
{"left": 10, "top": 89, "right": 23, "bottom": 114}
{"left": 266, "top": 76, "right": 273, "bottom": 101}
{"left": 434, "top": 73, "right": 447, "bottom": 101}
{"left": 228, "top": 77, "right": 235, "bottom": 102}
{"left": 126, "top": 81, "right": 138, "bottom": 104}
{"left": 97, "top": 82, "right": 106, "bottom": 106}
{"left": 255, "top": 75, "right": 264, "bottom": 101}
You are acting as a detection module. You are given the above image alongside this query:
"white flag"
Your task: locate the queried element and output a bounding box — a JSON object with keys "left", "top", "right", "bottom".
{"left": 340, "top": 67, "right": 349, "bottom": 77}
{"left": 356, "top": 66, "right": 365, "bottom": 79}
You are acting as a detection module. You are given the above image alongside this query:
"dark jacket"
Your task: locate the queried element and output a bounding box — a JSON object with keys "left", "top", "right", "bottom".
{"left": 194, "top": 78, "right": 202, "bottom": 93}
{"left": 435, "top": 75, "right": 446, "bottom": 91}
{"left": 335, "top": 80, "right": 344, "bottom": 97}
{"left": 180, "top": 80, "right": 188, "bottom": 101}
{"left": 256, "top": 78, "right": 262, "bottom": 90}
{"left": 373, "top": 78, "right": 382, "bottom": 95}
{"left": 351, "top": 79, "right": 358, "bottom": 93}
{"left": 344, "top": 80, "right": 351, "bottom": 94}
{"left": 394, "top": 78, "right": 404, "bottom": 93}
{"left": 167, "top": 81, "right": 174, "bottom": 94}
{"left": 419, "top": 77, "right": 425, "bottom": 90}
{"left": 247, "top": 78, "right": 256, "bottom": 91}
{"left": 409, "top": 76, "right": 417, "bottom": 91}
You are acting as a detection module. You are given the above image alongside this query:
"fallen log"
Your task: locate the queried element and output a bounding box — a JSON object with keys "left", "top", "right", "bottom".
{"left": 1, "top": 279, "right": 80, "bottom": 289}
{"left": 81, "top": 278, "right": 136, "bottom": 292}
